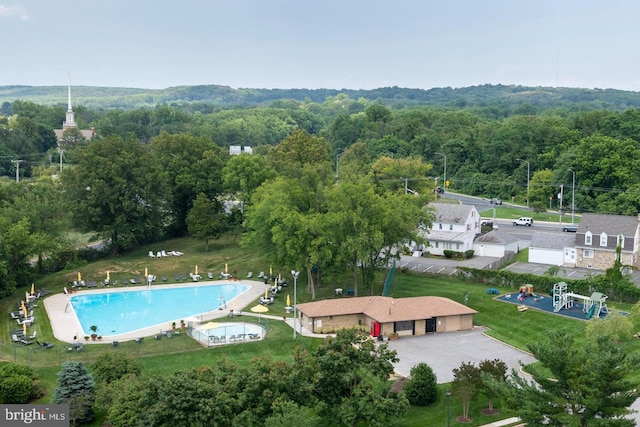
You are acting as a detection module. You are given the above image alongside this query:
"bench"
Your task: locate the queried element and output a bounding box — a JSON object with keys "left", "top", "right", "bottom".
{"left": 517, "top": 305, "right": 528, "bottom": 312}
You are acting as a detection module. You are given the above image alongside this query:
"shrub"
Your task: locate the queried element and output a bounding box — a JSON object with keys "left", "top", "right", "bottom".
{"left": 90, "top": 353, "right": 141, "bottom": 385}
{"left": 464, "top": 249, "right": 474, "bottom": 259}
{"left": 0, "top": 362, "right": 43, "bottom": 403}
{"left": 404, "top": 362, "right": 438, "bottom": 406}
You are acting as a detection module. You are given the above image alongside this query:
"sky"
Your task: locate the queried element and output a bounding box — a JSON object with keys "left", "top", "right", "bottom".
{"left": 1, "top": 0, "right": 640, "bottom": 91}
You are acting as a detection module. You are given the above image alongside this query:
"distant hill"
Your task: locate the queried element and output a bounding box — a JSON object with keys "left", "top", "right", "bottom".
{"left": 2, "top": 83, "right": 640, "bottom": 111}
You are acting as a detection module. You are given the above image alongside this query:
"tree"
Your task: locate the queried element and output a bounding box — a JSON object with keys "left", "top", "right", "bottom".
{"left": 0, "top": 363, "right": 44, "bottom": 404}
{"left": 222, "top": 153, "right": 276, "bottom": 209}
{"left": 52, "top": 362, "right": 95, "bottom": 426}
{"left": 491, "top": 329, "right": 640, "bottom": 426}
{"left": 264, "top": 400, "right": 321, "bottom": 427}
{"left": 95, "top": 374, "right": 146, "bottom": 427}
{"left": 585, "top": 310, "right": 634, "bottom": 343}
{"left": 404, "top": 362, "right": 438, "bottom": 406}
{"left": 478, "top": 359, "right": 507, "bottom": 414}
{"left": 186, "top": 192, "right": 224, "bottom": 251}
{"left": 149, "top": 132, "right": 227, "bottom": 235}
{"left": 89, "top": 352, "right": 141, "bottom": 385}
{"left": 61, "top": 135, "right": 168, "bottom": 254}
{"left": 305, "top": 328, "right": 409, "bottom": 426}
{"left": 451, "top": 362, "right": 481, "bottom": 422}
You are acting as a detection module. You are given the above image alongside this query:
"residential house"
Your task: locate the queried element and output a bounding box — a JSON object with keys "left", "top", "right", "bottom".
{"left": 575, "top": 213, "right": 640, "bottom": 269}
{"left": 422, "top": 203, "right": 481, "bottom": 256}
{"left": 528, "top": 231, "right": 577, "bottom": 266}
{"left": 296, "top": 296, "right": 477, "bottom": 337}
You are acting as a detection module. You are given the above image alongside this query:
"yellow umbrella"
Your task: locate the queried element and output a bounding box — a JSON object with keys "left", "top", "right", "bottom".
{"left": 286, "top": 294, "right": 291, "bottom": 306}
{"left": 269, "top": 265, "right": 272, "bottom": 277}
{"left": 77, "top": 271, "right": 82, "bottom": 282}
{"left": 225, "top": 263, "right": 228, "bottom": 274}
{"left": 30, "top": 283, "right": 35, "bottom": 296}
{"left": 195, "top": 265, "right": 198, "bottom": 275}
{"left": 145, "top": 267, "right": 148, "bottom": 277}
{"left": 23, "top": 321, "right": 27, "bottom": 336}
{"left": 21, "top": 301, "right": 27, "bottom": 316}
{"left": 25, "top": 291, "right": 30, "bottom": 301}
{"left": 106, "top": 271, "right": 110, "bottom": 280}
{"left": 264, "top": 287, "right": 268, "bottom": 299}
{"left": 250, "top": 304, "right": 268, "bottom": 313}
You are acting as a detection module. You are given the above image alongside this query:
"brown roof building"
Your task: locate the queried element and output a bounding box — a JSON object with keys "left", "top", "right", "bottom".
{"left": 296, "top": 296, "right": 477, "bottom": 338}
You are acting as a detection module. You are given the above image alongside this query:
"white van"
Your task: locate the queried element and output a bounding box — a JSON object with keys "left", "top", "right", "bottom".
{"left": 513, "top": 217, "right": 533, "bottom": 226}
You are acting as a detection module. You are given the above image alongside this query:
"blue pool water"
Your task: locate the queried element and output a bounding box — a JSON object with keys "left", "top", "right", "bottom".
{"left": 70, "top": 283, "right": 249, "bottom": 337}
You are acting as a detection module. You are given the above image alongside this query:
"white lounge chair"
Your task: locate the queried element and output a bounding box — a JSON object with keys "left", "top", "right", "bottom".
{"left": 157, "top": 251, "right": 162, "bottom": 258}
{"left": 161, "top": 250, "right": 169, "bottom": 257}
{"left": 149, "top": 251, "right": 156, "bottom": 258}
{"left": 258, "top": 271, "right": 265, "bottom": 278}
{"left": 246, "top": 272, "right": 253, "bottom": 278}
{"left": 170, "top": 250, "right": 184, "bottom": 256}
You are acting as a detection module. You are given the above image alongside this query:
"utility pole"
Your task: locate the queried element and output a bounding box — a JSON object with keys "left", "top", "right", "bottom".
{"left": 59, "top": 148, "right": 64, "bottom": 172}
{"left": 12, "top": 160, "right": 23, "bottom": 183}
{"left": 569, "top": 169, "right": 576, "bottom": 224}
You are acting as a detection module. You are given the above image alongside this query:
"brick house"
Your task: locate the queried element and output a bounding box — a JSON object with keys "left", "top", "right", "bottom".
{"left": 575, "top": 213, "right": 640, "bottom": 269}
{"left": 296, "top": 296, "right": 477, "bottom": 337}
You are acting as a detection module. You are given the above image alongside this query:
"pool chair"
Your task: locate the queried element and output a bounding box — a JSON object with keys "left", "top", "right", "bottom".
{"left": 258, "top": 271, "right": 265, "bottom": 279}
{"left": 36, "top": 340, "right": 54, "bottom": 349}
{"left": 246, "top": 272, "right": 253, "bottom": 279}
{"left": 182, "top": 273, "right": 188, "bottom": 281}
{"left": 148, "top": 251, "right": 156, "bottom": 258}
{"left": 112, "top": 341, "right": 118, "bottom": 347}
{"left": 208, "top": 272, "right": 214, "bottom": 280}
{"left": 174, "top": 273, "right": 181, "bottom": 281}
{"left": 135, "top": 337, "right": 144, "bottom": 344}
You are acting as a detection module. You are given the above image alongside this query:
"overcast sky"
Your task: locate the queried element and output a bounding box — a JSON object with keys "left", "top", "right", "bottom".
{"left": 1, "top": 1, "right": 639, "bottom": 91}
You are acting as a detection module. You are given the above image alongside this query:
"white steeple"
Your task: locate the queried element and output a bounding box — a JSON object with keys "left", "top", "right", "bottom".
{"left": 62, "top": 72, "right": 77, "bottom": 129}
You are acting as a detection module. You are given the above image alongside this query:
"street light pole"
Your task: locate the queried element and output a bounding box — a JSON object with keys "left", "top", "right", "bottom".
{"left": 435, "top": 152, "right": 446, "bottom": 189}
{"left": 516, "top": 158, "right": 530, "bottom": 208}
{"left": 569, "top": 168, "right": 576, "bottom": 224}
{"left": 291, "top": 270, "right": 299, "bottom": 339}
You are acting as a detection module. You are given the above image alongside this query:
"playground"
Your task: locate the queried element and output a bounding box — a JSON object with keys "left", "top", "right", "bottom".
{"left": 496, "top": 282, "right": 609, "bottom": 320}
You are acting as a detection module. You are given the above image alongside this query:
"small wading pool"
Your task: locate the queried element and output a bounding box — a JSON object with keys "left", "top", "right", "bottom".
{"left": 192, "top": 321, "right": 265, "bottom": 346}
{"left": 69, "top": 283, "right": 249, "bottom": 337}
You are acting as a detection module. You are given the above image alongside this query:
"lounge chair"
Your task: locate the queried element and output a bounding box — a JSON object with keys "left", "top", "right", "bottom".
{"left": 175, "top": 273, "right": 181, "bottom": 281}
{"left": 36, "top": 340, "right": 54, "bottom": 349}
{"left": 208, "top": 272, "right": 214, "bottom": 280}
{"left": 129, "top": 279, "right": 136, "bottom": 285}
{"left": 182, "top": 273, "right": 187, "bottom": 281}
{"left": 161, "top": 250, "right": 169, "bottom": 257}
{"left": 171, "top": 251, "right": 184, "bottom": 256}
{"left": 37, "top": 288, "right": 50, "bottom": 296}
{"left": 162, "top": 277, "right": 167, "bottom": 282}
{"left": 258, "top": 271, "right": 265, "bottom": 279}
{"left": 16, "top": 316, "right": 34, "bottom": 326}
{"left": 246, "top": 272, "right": 253, "bottom": 278}
{"left": 157, "top": 251, "right": 162, "bottom": 258}
{"left": 135, "top": 337, "right": 144, "bottom": 344}
{"left": 149, "top": 251, "right": 156, "bottom": 258}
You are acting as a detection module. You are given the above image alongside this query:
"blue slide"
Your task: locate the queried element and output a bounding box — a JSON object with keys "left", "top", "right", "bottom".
{"left": 586, "top": 304, "right": 596, "bottom": 319}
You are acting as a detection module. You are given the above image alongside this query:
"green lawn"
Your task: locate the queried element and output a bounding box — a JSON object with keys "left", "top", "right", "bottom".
{"left": 479, "top": 206, "right": 580, "bottom": 224}
{"left": 3, "top": 233, "right": 638, "bottom": 426}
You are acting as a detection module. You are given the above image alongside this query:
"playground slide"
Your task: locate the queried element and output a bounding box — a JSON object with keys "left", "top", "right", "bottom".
{"left": 553, "top": 301, "right": 563, "bottom": 313}
{"left": 586, "top": 304, "right": 596, "bottom": 319}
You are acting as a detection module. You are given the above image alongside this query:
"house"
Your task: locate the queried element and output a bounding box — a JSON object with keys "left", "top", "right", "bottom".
{"left": 296, "top": 296, "right": 477, "bottom": 337}
{"left": 473, "top": 229, "right": 520, "bottom": 257}
{"left": 528, "top": 231, "right": 577, "bottom": 266}
{"left": 422, "top": 203, "right": 481, "bottom": 256}
{"left": 574, "top": 213, "right": 640, "bottom": 269}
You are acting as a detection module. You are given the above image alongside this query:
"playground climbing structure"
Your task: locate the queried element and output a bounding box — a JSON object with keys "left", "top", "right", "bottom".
{"left": 552, "top": 281, "right": 608, "bottom": 319}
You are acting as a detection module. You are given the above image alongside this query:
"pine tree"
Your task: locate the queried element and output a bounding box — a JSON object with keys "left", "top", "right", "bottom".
{"left": 52, "top": 361, "right": 95, "bottom": 426}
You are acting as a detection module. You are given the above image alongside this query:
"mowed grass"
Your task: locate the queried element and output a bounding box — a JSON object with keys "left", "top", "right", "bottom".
{"left": 2, "top": 232, "right": 639, "bottom": 426}
{"left": 479, "top": 206, "right": 580, "bottom": 224}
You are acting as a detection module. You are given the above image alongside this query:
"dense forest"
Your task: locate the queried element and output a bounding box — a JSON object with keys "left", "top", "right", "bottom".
{"left": 2, "top": 85, "right": 640, "bottom": 293}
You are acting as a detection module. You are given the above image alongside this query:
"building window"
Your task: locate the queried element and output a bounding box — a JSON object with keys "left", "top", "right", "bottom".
{"left": 600, "top": 233, "right": 607, "bottom": 247}
{"left": 329, "top": 316, "right": 333, "bottom": 320}
{"left": 449, "top": 224, "right": 453, "bottom": 230}
{"left": 439, "top": 223, "right": 442, "bottom": 229}
{"left": 395, "top": 320, "right": 413, "bottom": 332}
{"left": 584, "top": 249, "right": 594, "bottom": 258}
{"left": 466, "top": 224, "right": 470, "bottom": 231}
{"left": 435, "top": 242, "right": 439, "bottom": 248}
{"left": 456, "top": 243, "right": 460, "bottom": 250}
{"left": 585, "top": 232, "right": 592, "bottom": 245}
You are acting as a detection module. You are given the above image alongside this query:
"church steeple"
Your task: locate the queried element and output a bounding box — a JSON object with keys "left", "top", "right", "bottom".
{"left": 62, "top": 72, "right": 77, "bottom": 129}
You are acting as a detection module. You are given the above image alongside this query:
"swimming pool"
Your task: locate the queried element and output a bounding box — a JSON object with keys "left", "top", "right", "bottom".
{"left": 69, "top": 283, "right": 249, "bottom": 337}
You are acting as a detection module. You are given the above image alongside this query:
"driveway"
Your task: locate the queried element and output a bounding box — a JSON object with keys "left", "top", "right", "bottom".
{"left": 385, "top": 327, "right": 536, "bottom": 382}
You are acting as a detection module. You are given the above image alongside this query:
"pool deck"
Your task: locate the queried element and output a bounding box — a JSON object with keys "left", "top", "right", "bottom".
{"left": 43, "top": 279, "right": 270, "bottom": 344}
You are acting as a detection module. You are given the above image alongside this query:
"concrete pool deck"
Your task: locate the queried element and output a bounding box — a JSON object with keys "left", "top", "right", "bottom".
{"left": 43, "top": 279, "right": 270, "bottom": 344}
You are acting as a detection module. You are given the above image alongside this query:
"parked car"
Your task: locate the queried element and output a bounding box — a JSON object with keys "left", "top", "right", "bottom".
{"left": 562, "top": 224, "right": 578, "bottom": 232}
{"left": 513, "top": 217, "right": 533, "bottom": 226}
{"left": 490, "top": 198, "right": 503, "bottom": 205}
{"left": 436, "top": 186, "right": 444, "bottom": 194}
{"left": 480, "top": 218, "right": 494, "bottom": 227}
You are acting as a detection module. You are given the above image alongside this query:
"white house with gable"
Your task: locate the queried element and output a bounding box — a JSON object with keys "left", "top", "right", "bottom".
{"left": 422, "top": 203, "right": 481, "bottom": 256}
